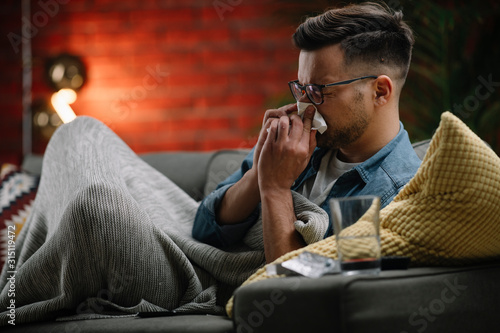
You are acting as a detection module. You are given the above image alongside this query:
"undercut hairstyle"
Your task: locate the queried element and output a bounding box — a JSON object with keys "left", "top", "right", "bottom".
{"left": 293, "top": 2, "right": 414, "bottom": 81}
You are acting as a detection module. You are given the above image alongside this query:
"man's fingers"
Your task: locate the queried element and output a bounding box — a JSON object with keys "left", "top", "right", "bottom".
{"left": 277, "top": 116, "right": 290, "bottom": 142}
{"left": 298, "top": 106, "right": 316, "bottom": 147}
{"left": 281, "top": 103, "right": 298, "bottom": 115}
{"left": 258, "top": 119, "right": 270, "bottom": 144}
{"left": 301, "top": 105, "right": 315, "bottom": 133}
{"left": 266, "top": 109, "right": 287, "bottom": 119}
{"left": 265, "top": 119, "right": 279, "bottom": 146}
{"left": 288, "top": 114, "right": 303, "bottom": 140}
{"left": 254, "top": 118, "right": 271, "bottom": 165}
{"left": 309, "top": 129, "right": 317, "bottom": 153}
{"left": 264, "top": 107, "right": 289, "bottom": 125}
{"left": 263, "top": 104, "right": 298, "bottom": 126}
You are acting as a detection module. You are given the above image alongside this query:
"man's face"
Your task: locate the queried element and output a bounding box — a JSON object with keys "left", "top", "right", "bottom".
{"left": 297, "top": 44, "right": 373, "bottom": 150}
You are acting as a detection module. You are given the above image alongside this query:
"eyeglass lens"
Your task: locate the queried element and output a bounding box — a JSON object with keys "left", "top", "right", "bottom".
{"left": 292, "top": 83, "right": 322, "bottom": 104}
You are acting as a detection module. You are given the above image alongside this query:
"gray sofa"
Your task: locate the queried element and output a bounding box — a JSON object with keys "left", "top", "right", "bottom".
{"left": 6, "top": 143, "right": 500, "bottom": 332}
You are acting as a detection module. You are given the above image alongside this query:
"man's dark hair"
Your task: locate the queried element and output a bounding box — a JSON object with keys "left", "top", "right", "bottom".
{"left": 293, "top": 2, "right": 414, "bottom": 81}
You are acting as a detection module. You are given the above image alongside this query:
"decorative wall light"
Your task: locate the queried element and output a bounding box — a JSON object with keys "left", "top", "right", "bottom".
{"left": 45, "top": 53, "right": 86, "bottom": 92}
{"left": 32, "top": 98, "right": 62, "bottom": 143}
{"left": 44, "top": 53, "right": 87, "bottom": 124}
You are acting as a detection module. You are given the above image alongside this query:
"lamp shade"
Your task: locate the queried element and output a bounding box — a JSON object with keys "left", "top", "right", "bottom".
{"left": 45, "top": 54, "right": 87, "bottom": 92}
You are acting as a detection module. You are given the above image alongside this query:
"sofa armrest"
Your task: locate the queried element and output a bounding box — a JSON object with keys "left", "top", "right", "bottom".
{"left": 21, "top": 153, "right": 44, "bottom": 175}
{"left": 232, "top": 274, "right": 344, "bottom": 332}
{"left": 231, "top": 262, "right": 500, "bottom": 333}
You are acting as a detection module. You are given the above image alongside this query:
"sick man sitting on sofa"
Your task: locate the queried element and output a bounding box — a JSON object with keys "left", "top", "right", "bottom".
{"left": 193, "top": 2, "right": 422, "bottom": 263}
{"left": 0, "top": 2, "right": 428, "bottom": 327}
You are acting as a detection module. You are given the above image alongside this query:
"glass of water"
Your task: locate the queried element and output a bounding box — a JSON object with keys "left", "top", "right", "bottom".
{"left": 329, "top": 195, "right": 381, "bottom": 276}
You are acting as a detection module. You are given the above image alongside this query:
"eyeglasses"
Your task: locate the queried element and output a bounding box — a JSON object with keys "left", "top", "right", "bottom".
{"left": 288, "top": 75, "right": 378, "bottom": 105}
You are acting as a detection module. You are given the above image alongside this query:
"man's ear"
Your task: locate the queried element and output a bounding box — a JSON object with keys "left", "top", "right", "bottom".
{"left": 373, "top": 75, "right": 393, "bottom": 107}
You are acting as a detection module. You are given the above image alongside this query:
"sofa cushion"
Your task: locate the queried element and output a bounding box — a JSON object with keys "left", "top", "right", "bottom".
{"left": 227, "top": 111, "right": 500, "bottom": 316}
{"left": 379, "top": 111, "right": 500, "bottom": 264}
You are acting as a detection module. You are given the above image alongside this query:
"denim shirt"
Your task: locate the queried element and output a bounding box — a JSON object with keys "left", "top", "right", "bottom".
{"left": 192, "top": 122, "right": 422, "bottom": 248}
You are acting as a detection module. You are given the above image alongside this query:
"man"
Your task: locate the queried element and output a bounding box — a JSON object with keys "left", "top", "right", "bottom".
{"left": 193, "top": 2, "right": 422, "bottom": 263}
{"left": 0, "top": 3, "right": 423, "bottom": 326}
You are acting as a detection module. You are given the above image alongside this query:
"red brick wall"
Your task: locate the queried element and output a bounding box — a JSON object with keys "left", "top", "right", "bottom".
{"left": 0, "top": 0, "right": 301, "bottom": 164}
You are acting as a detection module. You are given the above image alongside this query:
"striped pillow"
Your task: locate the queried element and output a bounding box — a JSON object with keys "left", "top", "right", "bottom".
{"left": 0, "top": 164, "right": 39, "bottom": 270}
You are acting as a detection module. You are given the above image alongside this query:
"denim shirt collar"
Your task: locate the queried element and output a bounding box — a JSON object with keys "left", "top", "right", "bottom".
{"left": 353, "top": 122, "right": 407, "bottom": 184}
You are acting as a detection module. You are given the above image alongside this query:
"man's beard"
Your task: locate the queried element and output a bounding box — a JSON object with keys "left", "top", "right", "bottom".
{"left": 315, "top": 91, "right": 369, "bottom": 150}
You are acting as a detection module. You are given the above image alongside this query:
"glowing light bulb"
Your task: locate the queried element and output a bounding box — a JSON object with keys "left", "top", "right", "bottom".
{"left": 51, "top": 89, "right": 77, "bottom": 123}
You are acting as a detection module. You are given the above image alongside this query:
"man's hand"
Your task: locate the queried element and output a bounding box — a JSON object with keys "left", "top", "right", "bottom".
{"left": 257, "top": 104, "right": 317, "bottom": 192}
{"left": 253, "top": 103, "right": 300, "bottom": 173}
{"left": 215, "top": 103, "right": 317, "bottom": 262}
{"left": 214, "top": 104, "right": 306, "bottom": 226}
{"left": 257, "top": 104, "right": 317, "bottom": 262}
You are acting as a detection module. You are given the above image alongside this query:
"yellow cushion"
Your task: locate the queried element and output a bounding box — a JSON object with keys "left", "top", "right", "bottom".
{"left": 226, "top": 111, "right": 500, "bottom": 317}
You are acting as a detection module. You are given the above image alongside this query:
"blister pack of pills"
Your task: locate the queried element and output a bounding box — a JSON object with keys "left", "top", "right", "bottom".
{"left": 266, "top": 251, "right": 340, "bottom": 278}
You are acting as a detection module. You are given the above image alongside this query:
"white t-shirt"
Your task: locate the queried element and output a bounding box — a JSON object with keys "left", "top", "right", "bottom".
{"left": 298, "top": 150, "right": 360, "bottom": 205}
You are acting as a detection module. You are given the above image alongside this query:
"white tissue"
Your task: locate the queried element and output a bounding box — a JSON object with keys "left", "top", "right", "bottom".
{"left": 296, "top": 102, "right": 327, "bottom": 134}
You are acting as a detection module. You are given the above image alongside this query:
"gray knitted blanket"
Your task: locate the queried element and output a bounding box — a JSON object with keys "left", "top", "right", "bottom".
{"left": 0, "top": 117, "right": 329, "bottom": 326}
